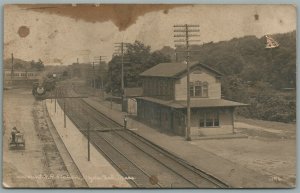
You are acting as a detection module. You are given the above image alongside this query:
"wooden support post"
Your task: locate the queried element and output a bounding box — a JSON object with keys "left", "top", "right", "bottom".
{"left": 185, "top": 24, "right": 191, "bottom": 141}
{"left": 124, "top": 115, "right": 127, "bottom": 129}
{"left": 64, "top": 99, "right": 66, "bottom": 128}
{"left": 55, "top": 89, "right": 57, "bottom": 113}
{"left": 11, "top": 53, "right": 14, "bottom": 86}
{"left": 87, "top": 121, "right": 90, "bottom": 161}
{"left": 110, "top": 64, "right": 113, "bottom": 109}
{"left": 232, "top": 108, "right": 235, "bottom": 134}
{"left": 110, "top": 97, "right": 113, "bottom": 109}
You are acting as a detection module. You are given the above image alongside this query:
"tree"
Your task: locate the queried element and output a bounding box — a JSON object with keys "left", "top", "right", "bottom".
{"left": 107, "top": 40, "right": 170, "bottom": 95}
{"left": 62, "top": 70, "right": 68, "bottom": 77}
{"left": 96, "top": 62, "right": 108, "bottom": 89}
{"left": 30, "top": 59, "right": 44, "bottom": 71}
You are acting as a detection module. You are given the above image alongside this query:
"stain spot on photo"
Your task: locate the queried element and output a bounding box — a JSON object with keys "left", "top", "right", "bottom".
{"left": 17, "top": 4, "right": 188, "bottom": 31}
{"left": 254, "top": 13, "right": 259, "bottom": 21}
{"left": 149, "top": 175, "right": 159, "bottom": 185}
{"left": 48, "top": 30, "right": 58, "bottom": 39}
{"left": 18, "top": 26, "right": 30, "bottom": 38}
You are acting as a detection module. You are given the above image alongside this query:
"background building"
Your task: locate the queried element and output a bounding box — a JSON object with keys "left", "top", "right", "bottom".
{"left": 3, "top": 69, "right": 42, "bottom": 87}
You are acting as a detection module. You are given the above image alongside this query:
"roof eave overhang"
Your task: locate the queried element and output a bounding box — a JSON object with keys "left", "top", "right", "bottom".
{"left": 173, "top": 105, "right": 249, "bottom": 109}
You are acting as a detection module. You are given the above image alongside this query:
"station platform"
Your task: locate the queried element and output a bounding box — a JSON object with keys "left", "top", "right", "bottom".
{"left": 45, "top": 99, "right": 130, "bottom": 188}
{"left": 83, "top": 97, "right": 289, "bottom": 188}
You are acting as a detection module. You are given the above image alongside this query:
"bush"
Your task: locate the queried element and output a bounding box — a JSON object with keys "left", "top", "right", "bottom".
{"left": 236, "top": 92, "right": 296, "bottom": 123}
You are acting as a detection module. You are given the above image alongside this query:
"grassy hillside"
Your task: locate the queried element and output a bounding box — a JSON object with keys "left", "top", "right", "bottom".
{"left": 159, "top": 31, "right": 296, "bottom": 122}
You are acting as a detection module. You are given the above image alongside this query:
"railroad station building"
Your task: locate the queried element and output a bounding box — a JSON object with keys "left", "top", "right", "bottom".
{"left": 136, "top": 62, "right": 247, "bottom": 137}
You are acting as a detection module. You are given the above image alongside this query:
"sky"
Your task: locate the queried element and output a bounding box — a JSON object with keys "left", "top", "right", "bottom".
{"left": 3, "top": 4, "right": 296, "bottom": 65}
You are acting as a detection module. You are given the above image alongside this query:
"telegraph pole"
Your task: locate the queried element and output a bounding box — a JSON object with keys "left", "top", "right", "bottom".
{"left": 87, "top": 121, "right": 90, "bottom": 161}
{"left": 114, "top": 43, "right": 126, "bottom": 94}
{"left": 174, "top": 24, "right": 200, "bottom": 141}
{"left": 109, "top": 61, "right": 113, "bottom": 109}
{"left": 55, "top": 88, "right": 57, "bottom": 113}
{"left": 94, "top": 56, "right": 107, "bottom": 89}
{"left": 114, "top": 42, "right": 129, "bottom": 112}
{"left": 64, "top": 99, "right": 66, "bottom": 128}
{"left": 92, "top": 62, "right": 95, "bottom": 88}
{"left": 11, "top": 53, "right": 14, "bottom": 85}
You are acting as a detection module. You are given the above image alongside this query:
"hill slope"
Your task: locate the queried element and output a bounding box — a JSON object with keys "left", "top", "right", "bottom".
{"left": 159, "top": 31, "right": 296, "bottom": 122}
{"left": 161, "top": 31, "right": 296, "bottom": 89}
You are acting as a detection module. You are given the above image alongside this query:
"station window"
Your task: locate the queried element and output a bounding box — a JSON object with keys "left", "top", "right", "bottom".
{"left": 203, "top": 82, "right": 208, "bottom": 97}
{"left": 190, "top": 81, "right": 208, "bottom": 98}
{"left": 189, "top": 82, "right": 194, "bottom": 96}
{"left": 194, "top": 82, "right": 202, "bottom": 96}
{"left": 199, "top": 111, "right": 219, "bottom": 127}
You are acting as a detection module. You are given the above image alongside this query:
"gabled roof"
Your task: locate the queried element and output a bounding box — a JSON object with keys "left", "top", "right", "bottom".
{"left": 140, "top": 62, "right": 222, "bottom": 78}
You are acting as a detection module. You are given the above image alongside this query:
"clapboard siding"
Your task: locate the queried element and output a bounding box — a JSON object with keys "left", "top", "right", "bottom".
{"left": 175, "top": 68, "right": 221, "bottom": 100}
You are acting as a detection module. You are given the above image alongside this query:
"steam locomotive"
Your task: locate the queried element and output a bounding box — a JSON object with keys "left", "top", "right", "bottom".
{"left": 32, "top": 74, "right": 56, "bottom": 99}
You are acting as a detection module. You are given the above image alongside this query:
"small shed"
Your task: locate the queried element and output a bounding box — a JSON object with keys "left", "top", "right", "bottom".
{"left": 124, "top": 87, "right": 143, "bottom": 115}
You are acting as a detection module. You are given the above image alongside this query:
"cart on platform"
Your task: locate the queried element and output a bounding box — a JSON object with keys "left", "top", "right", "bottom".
{"left": 9, "top": 132, "right": 25, "bottom": 150}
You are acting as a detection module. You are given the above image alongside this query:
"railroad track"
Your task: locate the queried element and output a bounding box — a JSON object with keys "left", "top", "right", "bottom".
{"left": 56, "top": 87, "right": 229, "bottom": 188}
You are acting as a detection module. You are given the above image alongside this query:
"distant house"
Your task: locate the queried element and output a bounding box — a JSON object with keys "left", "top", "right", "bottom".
{"left": 136, "top": 62, "right": 247, "bottom": 137}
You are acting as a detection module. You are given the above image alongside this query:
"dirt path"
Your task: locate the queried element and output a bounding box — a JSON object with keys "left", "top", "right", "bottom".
{"left": 235, "top": 117, "right": 296, "bottom": 139}
{"left": 3, "top": 89, "right": 52, "bottom": 187}
{"left": 191, "top": 118, "right": 296, "bottom": 186}
{"left": 2, "top": 89, "right": 79, "bottom": 188}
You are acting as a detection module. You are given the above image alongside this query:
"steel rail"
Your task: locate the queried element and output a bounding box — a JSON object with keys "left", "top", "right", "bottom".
{"left": 57, "top": 85, "right": 229, "bottom": 188}
{"left": 58, "top": 98, "right": 161, "bottom": 188}
{"left": 76, "top": 98, "right": 228, "bottom": 188}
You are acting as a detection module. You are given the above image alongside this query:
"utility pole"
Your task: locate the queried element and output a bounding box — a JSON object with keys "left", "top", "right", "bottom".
{"left": 114, "top": 42, "right": 129, "bottom": 112}
{"left": 64, "top": 99, "right": 66, "bottom": 128}
{"left": 175, "top": 52, "right": 178, "bottom": 62}
{"left": 87, "top": 121, "right": 90, "bottom": 161}
{"left": 94, "top": 55, "right": 107, "bottom": 90}
{"left": 92, "top": 62, "right": 95, "bottom": 88}
{"left": 55, "top": 88, "right": 57, "bottom": 113}
{"left": 11, "top": 53, "right": 14, "bottom": 85}
{"left": 174, "top": 24, "right": 200, "bottom": 141}
{"left": 109, "top": 61, "right": 113, "bottom": 109}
